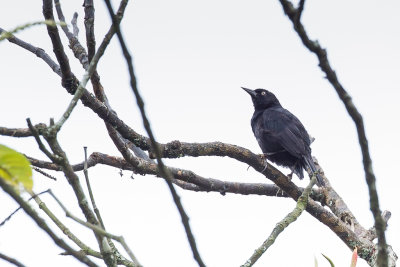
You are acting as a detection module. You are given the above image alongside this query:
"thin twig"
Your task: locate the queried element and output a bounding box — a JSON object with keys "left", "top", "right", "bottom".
{"left": 241, "top": 175, "right": 316, "bottom": 267}
{"left": 277, "top": 1, "right": 388, "bottom": 265}
{"left": 33, "top": 167, "right": 57, "bottom": 180}
{"left": 30, "top": 191, "right": 103, "bottom": 259}
{"left": 50, "top": 66, "right": 92, "bottom": 132}
{"left": 0, "top": 252, "right": 27, "bottom": 267}
{"left": 103, "top": 1, "right": 206, "bottom": 266}
{"left": 0, "top": 28, "right": 61, "bottom": 75}
{"left": 83, "top": 147, "right": 105, "bottom": 228}
{"left": 26, "top": 118, "right": 57, "bottom": 162}
{"left": 72, "top": 13, "right": 79, "bottom": 37}
{"left": 0, "top": 190, "right": 50, "bottom": 227}
{"left": 296, "top": 0, "right": 305, "bottom": 23}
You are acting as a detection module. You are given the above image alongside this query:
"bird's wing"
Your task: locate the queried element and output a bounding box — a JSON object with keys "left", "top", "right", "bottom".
{"left": 262, "top": 108, "right": 311, "bottom": 158}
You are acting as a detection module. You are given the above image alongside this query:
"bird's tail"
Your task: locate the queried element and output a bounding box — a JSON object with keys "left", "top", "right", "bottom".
{"left": 304, "top": 156, "right": 324, "bottom": 187}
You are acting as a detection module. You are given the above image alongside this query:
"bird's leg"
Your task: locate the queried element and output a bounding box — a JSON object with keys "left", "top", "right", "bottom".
{"left": 288, "top": 160, "right": 302, "bottom": 180}
{"left": 260, "top": 150, "right": 285, "bottom": 172}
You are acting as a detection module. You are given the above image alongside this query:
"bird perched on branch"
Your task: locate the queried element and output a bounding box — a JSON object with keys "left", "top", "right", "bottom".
{"left": 242, "top": 87, "right": 324, "bottom": 186}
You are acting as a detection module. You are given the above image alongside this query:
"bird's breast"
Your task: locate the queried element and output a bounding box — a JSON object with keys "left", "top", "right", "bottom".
{"left": 251, "top": 113, "right": 284, "bottom": 154}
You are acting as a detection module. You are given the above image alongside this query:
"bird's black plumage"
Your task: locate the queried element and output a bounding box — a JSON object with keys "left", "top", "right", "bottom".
{"left": 242, "top": 87, "right": 324, "bottom": 186}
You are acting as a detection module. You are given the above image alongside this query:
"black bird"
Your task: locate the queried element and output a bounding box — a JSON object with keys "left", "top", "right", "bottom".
{"left": 242, "top": 87, "right": 324, "bottom": 186}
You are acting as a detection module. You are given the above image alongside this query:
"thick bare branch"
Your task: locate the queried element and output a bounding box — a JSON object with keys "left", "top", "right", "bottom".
{"left": 26, "top": 152, "right": 324, "bottom": 200}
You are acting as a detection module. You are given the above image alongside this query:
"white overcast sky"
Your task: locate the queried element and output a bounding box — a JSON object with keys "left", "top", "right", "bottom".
{"left": 1, "top": 1, "right": 399, "bottom": 267}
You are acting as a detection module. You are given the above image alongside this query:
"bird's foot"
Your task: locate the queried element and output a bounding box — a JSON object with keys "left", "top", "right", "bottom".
{"left": 262, "top": 163, "right": 268, "bottom": 172}
{"left": 275, "top": 188, "right": 285, "bottom": 197}
{"left": 259, "top": 154, "right": 269, "bottom": 172}
{"left": 287, "top": 168, "right": 295, "bottom": 180}
{"left": 219, "top": 184, "right": 228, "bottom": 196}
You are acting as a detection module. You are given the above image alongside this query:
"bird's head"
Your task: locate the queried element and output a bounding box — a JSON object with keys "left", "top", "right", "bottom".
{"left": 241, "top": 87, "right": 281, "bottom": 110}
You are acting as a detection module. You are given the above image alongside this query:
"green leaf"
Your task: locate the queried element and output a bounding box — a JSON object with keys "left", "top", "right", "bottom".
{"left": 322, "top": 253, "right": 335, "bottom": 267}
{"left": 0, "top": 144, "right": 33, "bottom": 190}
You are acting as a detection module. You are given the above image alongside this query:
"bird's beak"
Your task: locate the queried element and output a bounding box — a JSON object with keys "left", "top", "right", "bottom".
{"left": 241, "top": 87, "right": 256, "bottom": 97}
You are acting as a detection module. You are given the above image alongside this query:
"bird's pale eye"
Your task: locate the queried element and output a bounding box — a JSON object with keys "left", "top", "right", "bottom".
{"left": 261, "top": 91, "right": 266, "bottom": 95}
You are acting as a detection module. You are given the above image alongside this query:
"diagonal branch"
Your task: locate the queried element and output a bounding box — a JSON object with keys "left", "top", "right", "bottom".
{"left": 241, "top": 175, "right": 316, "bottom": 267}
{"left": 277, "top": 1, "right": 388, "bottom": 265}
{"left": 0, "top": 252, "right": 27, "bottom": 267}
{"left": 0, "top": 27, "right": 61, "bottom": 75}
